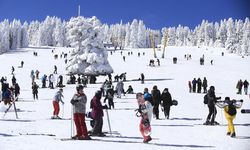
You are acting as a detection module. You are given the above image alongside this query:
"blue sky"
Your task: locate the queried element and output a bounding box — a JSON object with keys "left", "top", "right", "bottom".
{"left": 0, "top": 0, "right": 249, "bottom": 29}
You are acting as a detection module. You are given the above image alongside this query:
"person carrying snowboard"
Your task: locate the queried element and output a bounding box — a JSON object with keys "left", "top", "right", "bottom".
{"left": 216, "top": 97, "right": 243, "bottom": 137}
{"left": 70, "top": 85, "right": 91, "bottom": 140}
{"left": 161, "top": 88, "right": 172, "bottom": 119}
{"left": 136, "top": 92, "right": 153, "bottom": 143}
{"left": 51, "top": 88, "right": 64, "bottom": 119}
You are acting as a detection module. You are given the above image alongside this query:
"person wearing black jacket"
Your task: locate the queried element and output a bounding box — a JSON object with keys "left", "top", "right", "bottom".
{"left": 151, "top": 85, "right": 161, "bottom": 119}
{"left": 161, "top": 88, "right": 172, "bottom": 119}
{"left": 204, "top": 86, "right": 221, "bottom": 125}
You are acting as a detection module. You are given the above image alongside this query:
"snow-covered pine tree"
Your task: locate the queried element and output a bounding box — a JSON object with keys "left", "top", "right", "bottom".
{"left": 0, "top": 19, "right": 10, "bottom": 53}
{"left": 66, "top": 16, "right": 113, "bottom": 75}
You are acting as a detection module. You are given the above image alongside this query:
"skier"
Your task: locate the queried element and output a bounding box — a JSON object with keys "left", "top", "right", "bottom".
{"left": 41, "top": 74, "right": 47, "bottom": 88}
{"left": 161, "top": 88, "right": 172, "bottom": 119}
{"left": 89, "top": 90, "right": 108, "bottom": 136}
{"left": 136, "top": 92, "right": 153, "bottom": 143}
{"left": 35, "top": 70, "right": 40, "bottom": 79}
{"left": 70, "top": 85, "right": 91, "bottom": 140}
{"left": 216, "top": 97, "right": 243, "bottom": 138}
{"left": 20, "top": 61, "right": 24, "bottom": 68}
{"left": 243, "top": 80, "right": 249, "bottom": 95}
{"left": 14, "top": 83, "right": 20, "bottom": 100}
{"left": 151, "top": 85, "right": 161, "bottom": 119}
{"left": 104, "top": 86, "right": 115, "bottom": 109}
{"left": 204, "top": 86, "right": 221, "bottom": 125}
{"left": 57, "top": 75, "right": 63, "bottom": 87}
{"left": 32, "top": 82, "right": 39, "bottom": 100}
{"left": 2, "top": 84, "right": 13, "bottom": 105}
{"left": 51, "top": 88, "right": 64, "bottom": 119}
{"left": 49, "top": 74, "right": 55, "bottom": 89}
{"left": 12, "top": 75, "right": 16, "bottom": 86}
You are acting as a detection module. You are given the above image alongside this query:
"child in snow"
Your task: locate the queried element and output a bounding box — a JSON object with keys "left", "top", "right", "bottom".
{"left": 51, "top": 88, "right": 64, "bottom": 119}
{"left": 136, "top": 92, "right": 153, "bottom": 143}
{"left": 70, "top": 85, "right": 91, "bottom": 140}
{"left": 216, "top": 97, "right": 243, "bottom": 138}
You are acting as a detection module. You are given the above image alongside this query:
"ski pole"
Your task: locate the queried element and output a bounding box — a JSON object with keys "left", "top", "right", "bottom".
{"left": 105, "top": 109, "right": 112, "bottom": 136}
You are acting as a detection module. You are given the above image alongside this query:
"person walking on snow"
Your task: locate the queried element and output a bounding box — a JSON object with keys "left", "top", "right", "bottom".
{"left": 32, "top": 82, "right": 39, "bottom": 100}
{"left": 70, "top": 85, "right": 91, "bottom": 140}
{"left": 136, "top": 92, "right": 153, "bottom": 143}
{"left": 243, "top": 80, "right": 249, "bottom": 95}
{"left": 151, "top": 85, "right": 161, "bottom": 119}
{"left": 161, "top": 88, "right": 172, "bottom": 119}
{"left": 51, "top": 88, "right": 64, "bottom": 119}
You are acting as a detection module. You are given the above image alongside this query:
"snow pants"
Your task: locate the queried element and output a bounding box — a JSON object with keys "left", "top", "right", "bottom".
{"left": 139, "top": 119, "right": 151, "bottom": 141}
{"left": 91, "top": 117, "right": 103, "bottom": 135}
{"left": 206, "top": 104, "right": 217, "bottom": 123}
{"left": 225, "top": 114, "right": 236, "bottom": 134}
{"left": 53, "top": 101, "right": 60, "bottom": 116}
{"left": 74, "top": 113, "right": 88, "bottom": 137}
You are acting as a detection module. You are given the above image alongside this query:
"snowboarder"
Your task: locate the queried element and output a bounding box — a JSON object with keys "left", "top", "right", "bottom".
{"left": 204, "top": 86, "right": 221, "bottom": 125}
{"left": 216, "top": 97, "right": 243, "bottom": 138}
{"left": 70, "top": 85, "right": 91, "bottom": 140}
{"left": 151, "top": 85, "right": 161, "bottom": 119}
{"left": 161, "top": 88, "right": 172, "bottom": 119}
{"left": 51, "top": 88, "right": 64, "bottom": 119}
{"left": 136, "top": 92, "right": 153, "bottom": 143}
{"left": 32, "top": 82, "right": 39, "bottom": 100}
{"left": 89, "top": 90, "right": 108, "bottom": 136}
{"left": 243, "top": 80, "right": 249, "bottom": 95}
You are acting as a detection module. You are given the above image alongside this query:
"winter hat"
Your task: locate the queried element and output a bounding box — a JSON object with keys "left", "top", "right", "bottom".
{"left": 76, "top": 84, "right": 84, "bottom": 91}
{"left": 210, "top": 86, "right": 215, "bottom": 90}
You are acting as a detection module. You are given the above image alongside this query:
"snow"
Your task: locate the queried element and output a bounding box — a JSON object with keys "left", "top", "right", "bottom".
{"left": 0, "top": 46, "right": 250, "bottom": 150}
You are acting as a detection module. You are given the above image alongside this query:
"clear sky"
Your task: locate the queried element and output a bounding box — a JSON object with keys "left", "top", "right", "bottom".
{"left": 0, "top": 0, "right": 249, "bottom": 29}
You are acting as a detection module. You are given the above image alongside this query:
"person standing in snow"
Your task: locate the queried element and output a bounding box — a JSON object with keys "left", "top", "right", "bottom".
{"left": 51, "top": 88, "right": 64, "bottom": 119}
{"left": 161, "top": 88, "right": 172, "bottom": 119}
{"left": 188, "top": 81, "right": 192, "bottom": 93}
{"left": 192, "top": 78, "right": 197, "bottom": 93}
{"left": 202, "top": 77, "right": 208, "bottom": 93}
{"left": 243, "top": 80, "right": 249, "bottom": 95}
{"left": 54, "top": 65, "right": 57, "bottom": 74}
{"left": 236, "top": 80, "right": 243, "bottom": 94}
{"left": 115, "top": 80, "right": 124, "bottom": 98}
{"left": 136, "top": 92, "right": 153, "bottom": 143}
{"left": 89, "top": 90, "right": 108, "bottom": 136}
{"left": 70, "top": 85, "right": 91, "bottom": 140}
{"left": 204, "top": 86, "right": 221, "bottom": 125}
{"left": 48, "top": 74, "right": 55, "bottom": 89}
{"left": 151, "top": 85, "right": 161, "bottom": 119}
{"left": 32, "top": 82, "right": 39, "bottom": 100}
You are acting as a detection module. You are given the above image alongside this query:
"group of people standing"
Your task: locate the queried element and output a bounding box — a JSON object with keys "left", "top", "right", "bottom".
{"left": 189, "top": 77, "right": 208, "bottom": 93}
{"left": 236, "top": 79, "right": 249, "bottom": 95}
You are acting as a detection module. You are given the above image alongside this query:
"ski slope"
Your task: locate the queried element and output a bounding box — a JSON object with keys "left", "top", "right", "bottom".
{"left": 0, "top": 46, "right": 250, "bottom": 150}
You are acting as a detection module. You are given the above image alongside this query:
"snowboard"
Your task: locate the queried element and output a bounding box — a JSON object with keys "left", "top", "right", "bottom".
{"left": 171, "top": 99, "right": 178, "bottom": 106}
{"left": 241, "top": 109, "right": 250, "bottom": 113}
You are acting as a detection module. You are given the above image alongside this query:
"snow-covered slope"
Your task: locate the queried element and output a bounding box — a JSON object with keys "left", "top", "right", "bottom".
{"left": 0, "top": 46, "right": 249, "bottom": 150}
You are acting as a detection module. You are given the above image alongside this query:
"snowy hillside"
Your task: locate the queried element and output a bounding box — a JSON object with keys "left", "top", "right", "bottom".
{"left": 0, "top": 46, "right": 250, "bottom": 150}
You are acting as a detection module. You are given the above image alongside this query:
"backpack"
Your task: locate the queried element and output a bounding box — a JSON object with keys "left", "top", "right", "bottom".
{"left": 203, "top": 94, "right": 208, "bottom": 104}
{"left": 228, "top": 103, "right": 237, "bottom": 116}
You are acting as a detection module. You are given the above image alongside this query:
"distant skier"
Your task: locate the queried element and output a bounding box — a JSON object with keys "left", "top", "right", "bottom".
{"left": 161, "top": 88, "right": 172, "bottom": 119}
{"left": 41, "top": 74, "right": 47, "bottom": 88}
{"left": 12, "top": 75, "right": 16, "bottom": 86}
{"left": 125, "top": 85, "right": 134, "bottom": 94}
{"left": 140, "top": 73, "right": 145, "bottom": 84}
{"left": 188, "top": 81, "right": 192, "bottom": 93}
{"left": 136, "top": 92, "right": 153, "bottom": 143}
{"left": 11, "top": 66, "right": 15, "bottom": 75}
{"left": 51, "top": 88, "right": 64, "bottom": 119}
{"left": 70, "top": 85, "right": 91, "bottom": 140}
{"left": 192, "top": 78, "right": 197, "bottom": 93}
{"left": 54, "top": 65, "right": 57, "bottom": 74}
{"left": 115, "top": 81, "right": 124, "bottom": 98}
{"left": 197, "top": 78, "right": 202, "bottom": 93}
{"left": 204, "top": 86, "right": 221, "bottom": 125}
{"left": 14, "top": 83, "right": 20, "bottom": 100}
{"left": 49, "top": 74, "right": 55, "bottom": 89}
{"left": 35, "top": 70, "right": 40, "bottom": 79}
{"left": 32, "top": 82, "right": 39, "bottom": 100}
{"left": 20, "top": 61, "right": 24, "bottom": 68}
{"left": 236, "top": 80, "right": 243, "bottom": 94}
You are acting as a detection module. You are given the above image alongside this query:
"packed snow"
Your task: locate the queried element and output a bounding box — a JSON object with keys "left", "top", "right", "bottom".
{"left": 0, "top": 46, "right": 250, "bottom": 150}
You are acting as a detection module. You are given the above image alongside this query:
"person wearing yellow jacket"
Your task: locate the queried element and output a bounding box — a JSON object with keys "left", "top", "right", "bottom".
{"left": 216, "top": 97, "right": 243, "bottom": 138}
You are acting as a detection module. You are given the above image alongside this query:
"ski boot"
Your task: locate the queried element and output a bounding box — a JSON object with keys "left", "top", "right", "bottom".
{"left": 231, "top": 132, "right": 236, "bottom": 138}
{"left": 226, "top": 132, "right": 231, "bottom": 136}
{"left": 203, "top": 121, "right": 210, "bottom": 125}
